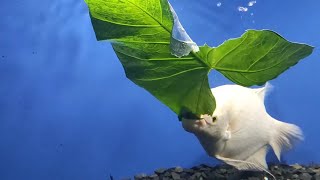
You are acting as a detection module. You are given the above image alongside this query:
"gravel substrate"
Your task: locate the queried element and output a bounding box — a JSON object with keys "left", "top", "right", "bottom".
{"left": 130, "top": 163, "right": 320, "bottom": 180}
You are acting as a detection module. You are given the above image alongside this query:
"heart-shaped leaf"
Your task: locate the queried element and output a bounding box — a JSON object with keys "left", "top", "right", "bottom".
{"left": 196, "top": 30, "right": 314, "bottom": 86}
{"left": 85, "top": 0, "right": 314, "bottom": 118}
{"left": 85, "top": 0, "right": 215, "bottom": 117}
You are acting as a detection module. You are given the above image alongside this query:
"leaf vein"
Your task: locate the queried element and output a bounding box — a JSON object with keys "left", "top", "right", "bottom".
{"left": 195, "top": 75, "right": 206, "bottom": 114}
{"left": 214, "top": 33, "right": 249, "bottom": 66}
{"left": 115, "top": 50, "right": 196, "bottom": 61}
{"left": 111, "top": 40, "right": 170, "bottom": 44}
{"left": 93, "top": 12, "right": 162, "bottom": 27}
{"left": 126, "top": 0, "right": 171, "bottom": 33}
{"left": 247, "top": 38, "right": 281, "bottom": 70}
{"left": 135, "top": 67, "right": 207, "bottom": 81}
{"left": 215, "top": 45, "right": 305, "bottom": 73}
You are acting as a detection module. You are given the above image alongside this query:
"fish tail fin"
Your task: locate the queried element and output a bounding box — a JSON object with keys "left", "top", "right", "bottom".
{"left": 270, "top": 120, "right": 303, "bottom": 161}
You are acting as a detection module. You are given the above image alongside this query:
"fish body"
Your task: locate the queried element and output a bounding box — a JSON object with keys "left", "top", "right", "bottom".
{"left": 182, "top": 84, "right": 303, "bottom": 172}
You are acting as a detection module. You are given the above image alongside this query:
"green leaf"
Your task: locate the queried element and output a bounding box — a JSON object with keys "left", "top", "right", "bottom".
{"left": 85, "top": 0, "right": 314, "bottom": 118}
{"left": 196, "top": 30, "right": 314, "bottom": 86}
{"left": 85, "top": 0, "right": 215, "bottom": 117}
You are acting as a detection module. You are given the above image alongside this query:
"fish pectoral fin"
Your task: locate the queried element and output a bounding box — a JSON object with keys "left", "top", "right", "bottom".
{"left": 216, "top": 146, "right": 274, "bottom": 179}
{"left": 222, "top": 130, "right": 231, "bottom": 141}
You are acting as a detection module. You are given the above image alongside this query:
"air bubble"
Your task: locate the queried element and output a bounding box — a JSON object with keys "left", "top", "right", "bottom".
{"left": 238, "top": 6, "right": 248, "bottom": 12}
{"left": 248, "top": 1, "right": 257, "bottom": 7}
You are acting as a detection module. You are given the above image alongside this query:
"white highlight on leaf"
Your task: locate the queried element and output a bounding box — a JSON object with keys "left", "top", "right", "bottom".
{"left": 238, "top": 6, "right": 248, "bottom": 12}
{"left": 168, "top": 3, "right": 199, "bottom": 57}
{"left": 248, "top": 1, "right": 257, "bottom": 7}
{"left": 217, "top": 2, "right": 222, "bottom": 7}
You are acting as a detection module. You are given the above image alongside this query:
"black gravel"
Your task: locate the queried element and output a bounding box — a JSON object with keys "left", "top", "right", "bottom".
{"left": 128, "top": 163, "right": 320, "bottom": 180}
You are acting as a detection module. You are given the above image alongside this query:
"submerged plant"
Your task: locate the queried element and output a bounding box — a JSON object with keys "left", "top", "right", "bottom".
{"left": 84, "top": 0, "right": 313, "bottom": 119}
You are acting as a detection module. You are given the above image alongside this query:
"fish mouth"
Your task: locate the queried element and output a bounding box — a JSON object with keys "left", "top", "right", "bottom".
{"left": 195, "top": 119, "right": 207, "bottom": 127}
{"left": 181, "top": 118, "right": 207, "bottom": 133}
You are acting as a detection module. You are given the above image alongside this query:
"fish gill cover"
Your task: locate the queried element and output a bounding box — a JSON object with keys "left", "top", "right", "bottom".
{"left": 84, "top": 0, "right": 313, "bottom": 119}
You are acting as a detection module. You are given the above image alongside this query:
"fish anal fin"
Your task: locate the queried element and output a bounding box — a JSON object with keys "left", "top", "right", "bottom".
{"left": 216, "top": 146, "right": 268, "bottom": 171}
{"left": 245, "top": 146, "right": 268, "bottom": 169}
{"left": 270, "top": 120, "right": 303, "bottom": 161}
{"left": 216, "top": 150, "right": 275, "bottom": 179}
{"left": 216, "top": 155, "right": 258, "bottom": 171}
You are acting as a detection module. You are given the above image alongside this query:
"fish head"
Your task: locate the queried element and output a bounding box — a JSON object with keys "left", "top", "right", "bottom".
{"left": 181, "top": 102, "right": 231, "bottom": 140}
{"left": 181, "top": 84, "right": 254, "bottom": 139}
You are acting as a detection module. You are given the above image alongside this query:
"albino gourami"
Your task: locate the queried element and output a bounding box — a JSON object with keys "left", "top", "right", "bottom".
{"left": 182, "top": 84, "right": 303, "bottom": 177}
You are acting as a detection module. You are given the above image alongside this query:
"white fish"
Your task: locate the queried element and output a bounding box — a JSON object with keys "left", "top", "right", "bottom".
{"left": 182, "top": 83, "right": 303, "bottom": 176}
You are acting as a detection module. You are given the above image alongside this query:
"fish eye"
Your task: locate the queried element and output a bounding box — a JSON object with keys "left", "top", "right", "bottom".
{"left": 212, "top": 116, "right": 217, "bottom": 122}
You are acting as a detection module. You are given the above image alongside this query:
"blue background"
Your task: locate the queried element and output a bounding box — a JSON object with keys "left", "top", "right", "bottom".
{"left": 0, "top": 0, "right": 319, "bottom": 179}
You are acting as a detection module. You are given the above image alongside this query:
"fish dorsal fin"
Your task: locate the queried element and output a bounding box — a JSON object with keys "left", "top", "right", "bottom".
{"left": 254, "top": 82, "right": 273, "bottom": 101}
{"left": 216, "top": 147, "right": 275, "bottom": 179}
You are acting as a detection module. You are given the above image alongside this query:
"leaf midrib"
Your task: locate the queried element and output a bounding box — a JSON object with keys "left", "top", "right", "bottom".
{"left": 115, "top": 49, "right": 210, "bottom": 81}
{"left": 195, "top": 75, "right": 207, "bottom": 114}
{"left": 115, "top": 49, "right": 196, "bottom": 61}
{"left": 214, "top": 45, "right": 306, "bottom": 73}
{"left": 135, "top": 67, "right": 208, "bottom": 81}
